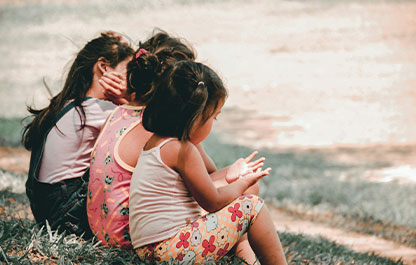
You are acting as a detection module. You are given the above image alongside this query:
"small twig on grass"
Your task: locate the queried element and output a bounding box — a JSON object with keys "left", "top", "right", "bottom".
{"left": 0, "top": 246, "right": 10, "bottom": 264}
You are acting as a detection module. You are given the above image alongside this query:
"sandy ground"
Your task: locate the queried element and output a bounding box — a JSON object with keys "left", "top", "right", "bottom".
{"left": 0, "top": 146, "right": 30, "bottom": 174}
{"left": 268, "top": 204, "right": 416, "bottom": 265}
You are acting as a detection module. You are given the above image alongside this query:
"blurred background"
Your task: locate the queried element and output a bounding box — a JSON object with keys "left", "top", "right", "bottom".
{"left": 1, "top": 0, "right": 416, "bottom": 250}
{"left": 1, "top": 0, "right": 415, "bottom": 179}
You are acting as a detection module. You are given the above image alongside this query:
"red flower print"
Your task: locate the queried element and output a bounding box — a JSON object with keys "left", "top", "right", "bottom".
{"left": 176, "top": 232, "right": 190, "bottom": 249}
{"left": 147, "top": 242, "right": 158, "bottom": 252}
{"left": 237, "top": 223, "right": 243, "bottom": 232}
{"left": 176, "top": 253, "right": 185, "bottom": 261}
{"left": 202, "top": 216, "right": 207, "bottom": 221}
{"left": 228, "top": 203, "right": 242, "bottom": 222}
{"left": 217, "top": 243, "right": 230, "bottom": 257}
{"left": 191, "top": 221, "right": 199, "bottom": 229}
{"left": 202, "top": 235, "right": 216, "bottom": 257}
{"left": 145, "top": 252, "right": 160, "bottom": 262}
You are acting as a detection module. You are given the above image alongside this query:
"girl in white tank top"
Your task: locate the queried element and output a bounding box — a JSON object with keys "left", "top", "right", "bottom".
{"left": 129, "top": 61, "right": 287, "bottom": 265}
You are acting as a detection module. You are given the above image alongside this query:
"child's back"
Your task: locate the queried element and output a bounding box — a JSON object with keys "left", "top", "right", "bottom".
{"left": 88, "top": 105, "right": 145, "bottom": 248}
{"left": 39, "top": 98, "right": 115, "bottom": 183}
{"left": 129, "top": 138, "right": 201, "bottom": 248}
{"left": 87, "top": 30, "right": 197, "bottom": 248}
{"left": 23, "top": 32, "right": 134, "bottom": 238}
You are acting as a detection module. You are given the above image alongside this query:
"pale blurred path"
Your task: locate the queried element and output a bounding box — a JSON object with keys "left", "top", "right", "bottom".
{"left": 1, "top": 0, "right": 415, "bottom": 149}
{"left": 268, "top": 204, "right": 416, "bottom": 265}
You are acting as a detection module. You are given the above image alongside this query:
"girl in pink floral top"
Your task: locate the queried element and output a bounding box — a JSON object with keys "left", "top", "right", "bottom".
{"left": 87, "top": 30, "right": 196, "bottom": 248}
{"left": 88, "top": 105, "right": 147, "bottom": 247}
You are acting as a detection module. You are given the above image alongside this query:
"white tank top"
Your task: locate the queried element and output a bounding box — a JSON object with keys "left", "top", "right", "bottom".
{"left": 129, "top": 138, "right": 202, "bottom": 248}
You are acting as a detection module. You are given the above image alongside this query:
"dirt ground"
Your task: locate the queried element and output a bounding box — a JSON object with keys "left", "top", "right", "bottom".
{"left": 267, "top": 204, "right": 416, "bottom": 265}
{"left": 0, "top": 146, "right": 30, "bottom": 174}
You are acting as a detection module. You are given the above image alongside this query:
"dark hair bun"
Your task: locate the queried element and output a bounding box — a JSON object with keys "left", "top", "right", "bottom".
{"left": 136, "top": 52, "right": 160, "bottom": 74}
{"left": 126, "top": 30, "right": 196, "bottom": 104}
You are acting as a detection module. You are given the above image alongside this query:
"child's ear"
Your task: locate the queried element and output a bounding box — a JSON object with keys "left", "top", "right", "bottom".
{"left": 129, "top": 92, "right": 136, "bottom": 102}
{"left": 97, "top": 57, "right": 109, "bottom": 74}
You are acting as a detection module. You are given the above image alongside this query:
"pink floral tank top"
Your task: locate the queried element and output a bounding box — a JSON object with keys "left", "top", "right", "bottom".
{"left": 87, "top": 105, "right": 144, "bottom": 248}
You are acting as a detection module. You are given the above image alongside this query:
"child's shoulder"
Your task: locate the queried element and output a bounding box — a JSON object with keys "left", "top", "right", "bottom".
{"left": 159, "top": 138, "right": 198, "bottom": 158}
{"left": 162, "top": 138, "right": 194, "bottom": 151}
{"left": 159, "top": 139, "right": 199, "bottom": 170}
{"left": 83, "top": 98, "right": 116, "bottom": 116}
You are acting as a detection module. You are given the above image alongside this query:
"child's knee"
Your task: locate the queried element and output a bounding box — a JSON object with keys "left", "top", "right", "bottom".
{"left": 233, "top": 194, "right": 264, "bottom": 224}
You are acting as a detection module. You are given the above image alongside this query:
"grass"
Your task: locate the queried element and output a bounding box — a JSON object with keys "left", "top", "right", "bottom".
{"left": 203, "top": 133, "right": 416, "bottom": 247}
{"left": 1, "top": 118, "right": 416, "bottom": 247}
{"left": 280, "top": 232, "right": 403, "bottom": 265}
{"left": 1, "top": 117, "right": 416, "bottom": 248}
{"left": 0, "top": 117, "right": 25, "bottom": 147}
{"left": 0, "top": 189, "right": 402, "bottom": 265}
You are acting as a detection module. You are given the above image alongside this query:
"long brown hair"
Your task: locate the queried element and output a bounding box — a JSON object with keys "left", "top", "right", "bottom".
{"left": 22, "top": 32, "right": 134, "bottom": 150}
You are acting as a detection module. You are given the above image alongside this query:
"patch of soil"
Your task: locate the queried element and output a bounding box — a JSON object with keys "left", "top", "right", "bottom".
{"left": 280, "top": 206, "right": 416, "bottom": 248}
{"left": 0, "top": 146, "right": 30, "bottom": 174}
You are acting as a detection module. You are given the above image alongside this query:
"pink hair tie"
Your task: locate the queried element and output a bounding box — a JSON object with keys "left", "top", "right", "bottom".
{"left": 136, "top": 48, "right": 148, "bottom": 59}
{"left": 136, "top": 48, "right": 148, "bottom": 68}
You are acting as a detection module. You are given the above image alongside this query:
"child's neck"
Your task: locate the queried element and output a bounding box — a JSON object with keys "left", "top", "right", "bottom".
{"left": 128, "top": 100, "right": 145, "bottom": 107}
{"left": 87, "top": 77, "right": 106, "bottom": 99}
{"left": 144, "top": 134, "right": 174, "bottom": 150}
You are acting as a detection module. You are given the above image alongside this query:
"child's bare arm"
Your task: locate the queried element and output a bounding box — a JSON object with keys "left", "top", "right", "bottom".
{"left": 195, "top": 143, "right": 217, "bottom": 173}
{"left": 174, "top": 142, "right": 270, "bottom": 213}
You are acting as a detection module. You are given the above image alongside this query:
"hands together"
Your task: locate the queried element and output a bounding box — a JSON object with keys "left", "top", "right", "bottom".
{"left": 226, "top": 151, "right": 271, "bottom": 184}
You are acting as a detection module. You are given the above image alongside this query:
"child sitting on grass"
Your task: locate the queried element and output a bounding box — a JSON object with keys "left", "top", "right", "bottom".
{"left": 87, "top": 31, "right": 195, "bottom": 248}
{"left": 22, "top": 32, "right": 134, "bottom": 238}
{"left": 129, "top": 60, "right": 287, "bottom": 264}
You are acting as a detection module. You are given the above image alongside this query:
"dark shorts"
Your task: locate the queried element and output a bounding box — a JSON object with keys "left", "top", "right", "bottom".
{"left": 26, "top": 173, "right": 93, "bottom": 239}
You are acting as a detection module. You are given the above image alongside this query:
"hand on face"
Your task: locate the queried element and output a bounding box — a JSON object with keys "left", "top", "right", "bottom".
{"left": 226, "top": 151, "right": 266, "bottom": 184}
{"left": 99, "top": 71, "right": 130, "bottom": 105}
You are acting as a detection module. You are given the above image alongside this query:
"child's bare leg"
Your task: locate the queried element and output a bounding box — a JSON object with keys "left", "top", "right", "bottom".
{"left": 248, "top": 205, "right": 287, "bottom": 265}
{"left": 234, "top": 234, "right": 256, "bottom": 264}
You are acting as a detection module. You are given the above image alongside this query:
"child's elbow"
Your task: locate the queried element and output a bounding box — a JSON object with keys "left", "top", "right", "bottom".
{"left": 199, "top": 199, "right": 222, "bottom": 213}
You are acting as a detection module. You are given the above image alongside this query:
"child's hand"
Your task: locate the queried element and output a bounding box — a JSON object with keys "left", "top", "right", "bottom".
{"left": 226, "top": 151, "right": 265, "bottom": 184}
{"left": 240, "top": 167, "right": 272, "bottom": 188}
{"left": 100, "top": 72, "right": 130, "bottom": 105}
{"left": 101, "top": 31, "right": 129, "bottom": 45}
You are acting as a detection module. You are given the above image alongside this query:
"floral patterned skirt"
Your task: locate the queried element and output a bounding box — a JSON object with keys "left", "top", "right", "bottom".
{"left": 136, "top": 194, "right": 264, "bottom": 264}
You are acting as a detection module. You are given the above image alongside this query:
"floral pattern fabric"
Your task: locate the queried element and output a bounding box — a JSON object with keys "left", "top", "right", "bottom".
{"left": 136, "top": 195, "right": 264, "bottom": 264}
{"left": 87, "top": 105, "right": 143, "bottom": 248}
